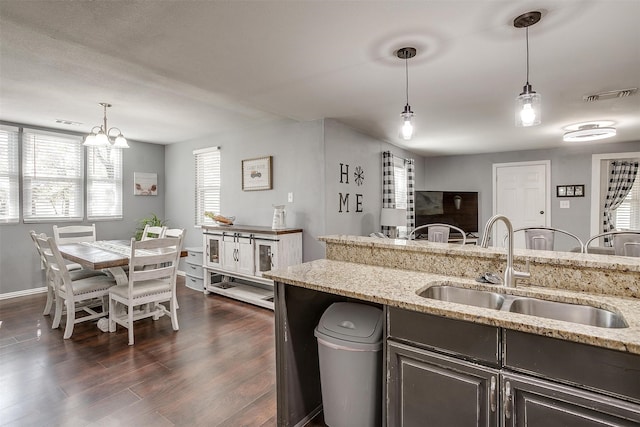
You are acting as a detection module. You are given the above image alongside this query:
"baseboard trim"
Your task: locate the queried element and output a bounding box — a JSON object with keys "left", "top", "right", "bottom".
{"left": 2, "top": 273, "right": 187, "bottom": 300}
{"left": 0, "top": 286, "right": 47, "bottom": 300}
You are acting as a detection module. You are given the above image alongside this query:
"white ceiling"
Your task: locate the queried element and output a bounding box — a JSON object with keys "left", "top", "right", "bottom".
{"left": 1, "top": 0, "right": 639, "bottom": 157}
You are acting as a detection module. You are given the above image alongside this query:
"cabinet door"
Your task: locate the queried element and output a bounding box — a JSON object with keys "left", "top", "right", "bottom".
{"left": 254, "top": 240, "right": 277, "bottom": 277}
{"left": 502, "top": 372, "right": 640, "bottom": 427}
{"left": 236, "top": 236, "right": 255, "bottom": 276}
{"left": 203, "top": 234, "right": 222, "bottom": 268}
{"left": 221, "top": 235, "right": 238, "bottom": 271}
{"left": 387, "top": 340, "right": 499, "bottom": 427}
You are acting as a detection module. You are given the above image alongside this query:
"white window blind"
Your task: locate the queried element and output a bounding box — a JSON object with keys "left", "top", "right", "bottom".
{"left": 194, "top": 147, "right": 221, "bottom": 226}
{"left": 0, "top": 126, "right": 20, "bottom": 223}
{"left": 87, "top": 146, "right": 123, "bottom": 219}
{"left": 22, "top": 130, "right": 84, "bottom": 222}
{"left": 615, "top": 174, "right": 640, "bottom": 230}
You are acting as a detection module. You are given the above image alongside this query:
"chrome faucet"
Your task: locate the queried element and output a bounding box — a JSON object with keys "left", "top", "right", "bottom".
{"left": 479, "top": 214, "right": 530, "bottom": 288}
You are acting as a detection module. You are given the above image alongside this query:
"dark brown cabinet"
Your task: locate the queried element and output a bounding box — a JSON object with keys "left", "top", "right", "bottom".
{"left": 387, "top": 341, "right": 499, "bottom": 427}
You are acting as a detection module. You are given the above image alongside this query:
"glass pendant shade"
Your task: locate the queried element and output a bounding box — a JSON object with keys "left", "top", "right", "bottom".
{"left": 515, "top": 85, "right": 541, "bottom": 127}
{"left": 401, "top": 109, "right": 414, "bottom": 140}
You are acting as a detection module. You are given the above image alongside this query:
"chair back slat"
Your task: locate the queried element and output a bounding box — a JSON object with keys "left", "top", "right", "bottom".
{"left": 128, "top": 236, "right": 184, "bottom": 283}
{"left": 141, "top": 224, "right": 167, "bottom": 240}
{"left": 53, "top": 224, "right": 96, "bottom": 245}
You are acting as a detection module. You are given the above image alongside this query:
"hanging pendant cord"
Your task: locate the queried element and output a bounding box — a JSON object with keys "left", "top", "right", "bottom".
{"left": 405, "top": 55, "right": 410, "bottom": 106}
{"left": 525, "top": 27, "right": 530, "bottom": 85}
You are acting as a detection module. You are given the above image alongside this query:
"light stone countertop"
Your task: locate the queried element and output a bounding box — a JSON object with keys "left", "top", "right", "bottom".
{"left": 265, "top": 258, "right": 640, "bottom": 355}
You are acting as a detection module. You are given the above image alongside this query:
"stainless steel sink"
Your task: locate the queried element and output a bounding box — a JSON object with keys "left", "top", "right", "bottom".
{"left": 508, "top": 297, "right": 629, "bottom": 329}
{"left": 418, "top": 286, "right": 505, "bottom": 310}
{"left": 419, "top": 285, "right": 628, "bottom": 328}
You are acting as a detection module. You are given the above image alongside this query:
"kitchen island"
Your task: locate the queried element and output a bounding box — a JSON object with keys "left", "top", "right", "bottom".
{"left": 265, "top": 235, "right": 640, "bottom": 426}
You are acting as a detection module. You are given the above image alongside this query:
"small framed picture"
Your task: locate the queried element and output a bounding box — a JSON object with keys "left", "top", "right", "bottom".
{"left": 574, "top": 185, "right": 584, "bottom": 197}
{"left": 134, "top": 172, "right": 158, "bottom": 196}
{"left": 557, "top": 186, "right": 566, "bottom": 197}
{"left": 242, "top": 156, "right": 273, "bottom": 191}
{"left": 566, "top": 186, "right": 575, "bottom": 197}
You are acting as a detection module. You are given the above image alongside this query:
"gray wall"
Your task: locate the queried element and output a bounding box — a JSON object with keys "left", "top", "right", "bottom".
{"left": 165, "top": 118, "right": 424, "bottom": 269}
{"left": 323, "top": 119, "right": 425, "bottom": 236}
{"left": 0, "top": 134, "right": 165, "bottom": 295}
{"left": 422, "top": 140, "right": 640, "bottom": 244}
{"left": 165, "top": 118, "right": 327, "bottom": 264}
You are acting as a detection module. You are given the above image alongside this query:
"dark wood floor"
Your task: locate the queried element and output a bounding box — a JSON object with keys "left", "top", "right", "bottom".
{"left": 0, "top": 277, "right": 277, "bottom": 426}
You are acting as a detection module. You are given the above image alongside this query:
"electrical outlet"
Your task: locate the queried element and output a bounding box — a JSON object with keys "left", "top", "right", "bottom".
{"left": 288, "top": 192, "right": 293, "bottom": 203}
{"left": 560, "top": 200, "right": 570, "bottom": 209}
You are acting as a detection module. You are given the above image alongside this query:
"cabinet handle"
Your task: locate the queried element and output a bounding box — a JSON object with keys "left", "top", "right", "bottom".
{"left": 504, "top": 380, "right": 513, "bottom": 420}
{"left": 490, "top": 376, "right": 497, "bottom": 413}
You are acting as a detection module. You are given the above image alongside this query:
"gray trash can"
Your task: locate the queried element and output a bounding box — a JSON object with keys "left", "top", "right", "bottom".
{"left": 314, "top": 302, "right": 383, "bottom": 427}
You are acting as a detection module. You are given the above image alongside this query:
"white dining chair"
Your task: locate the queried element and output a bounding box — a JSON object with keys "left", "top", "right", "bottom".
{"left": 141, "top": 224, "right": 167, "bottom": 240}
{"left": 109, "top": 235, "right": 184, "bottom": 345}
{"left": 36, "top": 234, "right": 116, "bottom": 338}
{"left": 30, "top": 231, "right": 107, "bottom": 316}
{"left": 52, "top": 224, "right": 97, "bottom": 271}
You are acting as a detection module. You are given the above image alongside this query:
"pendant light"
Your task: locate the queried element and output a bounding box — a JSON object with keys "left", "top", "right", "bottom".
{"left": 83, "top": 103, "right": 129, "bottom": 148}
{"left": 396, "top": 47, "right": 417, "bottom": 140}
{"left": 514, "top": 11, "right": 542, "bottom": 127}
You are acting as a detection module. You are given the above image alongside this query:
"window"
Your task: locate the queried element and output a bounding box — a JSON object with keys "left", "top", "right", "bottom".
{"left": 87, "top": 146, "right": 123, "bottom": 219}
{"left": 615, "top": 174, "right": 640, "bottom": 230}
{"left": 0, "top": 126, "right": 19, "bottom": 223}
{"left": 194, "top": 147, "right": 221, "bottom": 226}
{"left": 22, "top": 130, "right": 84, "bottom": 222}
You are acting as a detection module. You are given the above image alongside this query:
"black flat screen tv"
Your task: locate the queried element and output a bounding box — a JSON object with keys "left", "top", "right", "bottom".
{"left": 414, "top": 191, "right": 479, "bottom": 237}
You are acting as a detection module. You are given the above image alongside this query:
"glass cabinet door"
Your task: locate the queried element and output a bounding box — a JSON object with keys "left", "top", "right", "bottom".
{"left": 255, "top": 241, "right": 277, "bottom": 277}
{"left": 204, "top": 234, "right": 222, "bottom": 268}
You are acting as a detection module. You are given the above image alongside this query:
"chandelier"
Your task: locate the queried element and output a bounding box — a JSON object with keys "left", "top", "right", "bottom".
{"left": 83, "top": 103, "right": 129, "bottom": 148}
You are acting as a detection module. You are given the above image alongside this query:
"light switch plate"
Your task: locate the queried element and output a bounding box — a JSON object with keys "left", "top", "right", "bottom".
{"left": 288, "top": 192, "right": 293, "bottom": 203}
{"left": 560, "top": 200, "right": 570, "bottom": 209}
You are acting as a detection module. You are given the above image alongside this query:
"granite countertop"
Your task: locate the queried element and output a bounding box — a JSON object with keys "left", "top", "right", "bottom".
{"left": 264, "top": 258, "right": 640, "bottom": 355}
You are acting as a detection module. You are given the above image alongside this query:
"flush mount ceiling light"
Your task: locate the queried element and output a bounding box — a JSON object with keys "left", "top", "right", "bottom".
{"left": 396, "top": 47, "right": 417, "bottom": 140}
{"left": 563, "top": 123, "right": 617, "bottom": 142}
{"left": 83, "top": 103, "right": 129, "bottom": 148}
{"left": 514, "top": 11, "right": 542, "bottom": 127}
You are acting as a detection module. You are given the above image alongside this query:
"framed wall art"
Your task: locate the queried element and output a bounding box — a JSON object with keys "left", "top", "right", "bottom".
{"left": 557, "top": 184, "right": 584, "bottom": 198}
{"left": 242, "top": 156, "right": 272, "bottom": 191}
{"left": 134, "top": 172, "right": 158, "bottom": 196}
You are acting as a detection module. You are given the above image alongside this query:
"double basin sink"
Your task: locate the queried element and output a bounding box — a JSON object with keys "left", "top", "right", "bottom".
{"left": 419, "top": 284, "right": 628, "bottom": 329}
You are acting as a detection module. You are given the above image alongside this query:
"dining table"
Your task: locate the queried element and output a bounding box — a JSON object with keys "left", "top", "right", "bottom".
{"left": 58, "top": 239, "right": 187, "bottom": 286}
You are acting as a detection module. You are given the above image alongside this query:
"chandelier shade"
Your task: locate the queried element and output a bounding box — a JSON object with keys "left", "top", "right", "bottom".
{"left": 83, "top": 103, "right": 129, "bottom": 148}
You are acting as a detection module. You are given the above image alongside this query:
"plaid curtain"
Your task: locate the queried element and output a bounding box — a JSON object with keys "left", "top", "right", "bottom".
{"left": 405, "top": 158, "right": 415, "bottom": 231}
{"left": 603, "top": 160, "right": 639, "bottom": 246}
{"left": 382, "top": 151, "right": 396, "bottom": 236}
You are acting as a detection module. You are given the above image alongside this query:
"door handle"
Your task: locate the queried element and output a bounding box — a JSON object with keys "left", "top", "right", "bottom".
{"left": 539, "top": 210, "right": 544, "bottom": 214}
{"left": 504, "top": 381, "right": 513, "bottom": 419}
{"left": 490, "top": 376, "right": 497, "bottom": 413}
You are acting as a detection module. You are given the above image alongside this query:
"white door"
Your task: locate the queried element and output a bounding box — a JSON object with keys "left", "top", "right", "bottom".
{"left": 493, "top": 161, "right": 550, "bottom": 248}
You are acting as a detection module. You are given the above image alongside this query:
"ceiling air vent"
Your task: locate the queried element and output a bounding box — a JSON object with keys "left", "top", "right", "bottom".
{"left": 583, "top": 88, "right": 637, "bottom": 102}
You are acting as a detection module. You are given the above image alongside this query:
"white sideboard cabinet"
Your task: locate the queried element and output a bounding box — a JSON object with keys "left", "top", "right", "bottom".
{"left": 202, "top": 225, "right": 302, "bottom": 309}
